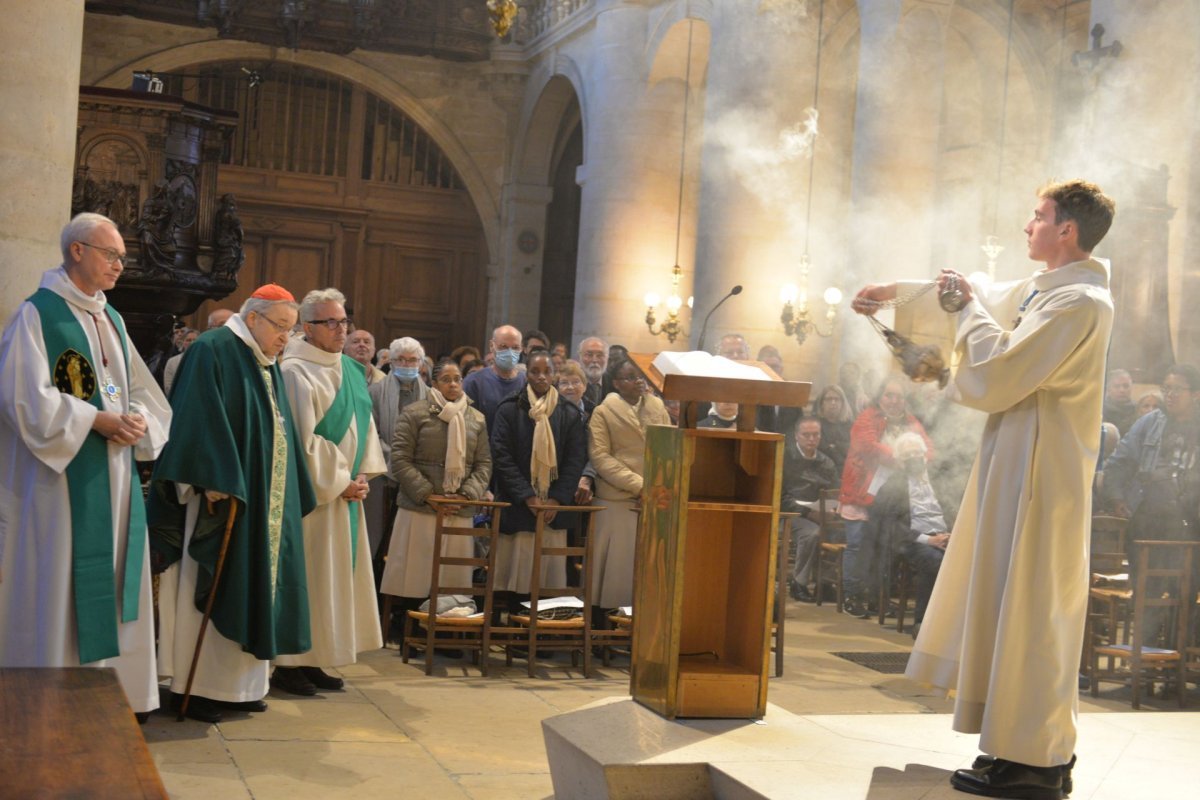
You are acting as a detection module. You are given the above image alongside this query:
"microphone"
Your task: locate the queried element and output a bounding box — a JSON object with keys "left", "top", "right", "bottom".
{"left": 696, "top": 285, "right": 743, "bottom": 353}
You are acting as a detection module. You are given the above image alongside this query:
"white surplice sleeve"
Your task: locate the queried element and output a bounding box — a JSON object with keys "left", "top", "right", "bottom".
{"left": 128, "top": 344, "right": 171, "bottom": 462}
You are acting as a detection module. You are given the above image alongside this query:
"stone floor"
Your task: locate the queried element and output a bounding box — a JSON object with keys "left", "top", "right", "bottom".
{"left": 142, "top": 600, "right": 1197, "bottom": 799}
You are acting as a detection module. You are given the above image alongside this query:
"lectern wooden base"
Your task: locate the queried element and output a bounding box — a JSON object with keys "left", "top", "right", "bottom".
{"left": 630, "top": 426, "right": 782, "bottom": 719}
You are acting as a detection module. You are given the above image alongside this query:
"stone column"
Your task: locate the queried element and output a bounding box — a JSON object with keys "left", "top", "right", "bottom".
{"left": 570, "top": 0, "right": 691, "bottom": 353}
{"left": 843, "top": 1, "right": 949, "bottom": 364}
{"left": 690, "top": 2, "right": 827, "bottom": 374}
{"left": 496, "top": 181, "right": 554, "bottom": 332}
{"left": 0, "top": 1, "right": 85, "bottom": 322}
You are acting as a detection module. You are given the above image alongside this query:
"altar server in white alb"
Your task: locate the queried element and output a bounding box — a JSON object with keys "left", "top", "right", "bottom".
{"left": 0, "top": 213, "right": 172, "bottom": 718}
{"left": 854, "top": 180, "right": 1115, "bottom": 800}
{"left": 273, "top": 289, "right": 386, "bottom": 696}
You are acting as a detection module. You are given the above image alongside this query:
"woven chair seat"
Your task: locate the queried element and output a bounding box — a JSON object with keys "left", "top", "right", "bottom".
{"left": 509, "top": 614, "right": 584, "bottom": 630}
{"left": 406, "top": 610, "right": 485, "bottom": 628}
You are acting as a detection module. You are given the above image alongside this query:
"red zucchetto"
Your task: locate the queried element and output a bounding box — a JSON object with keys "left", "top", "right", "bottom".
{"left": 250, "top": 283, "right": 295, "bottom": 302}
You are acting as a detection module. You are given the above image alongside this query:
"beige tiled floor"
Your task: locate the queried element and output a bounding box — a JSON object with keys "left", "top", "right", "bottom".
{"left": 141, "top": 600, "right": 1195, "bottom": 799}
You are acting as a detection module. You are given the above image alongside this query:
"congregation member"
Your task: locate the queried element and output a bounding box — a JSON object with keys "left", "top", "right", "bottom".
{"left": 522, "top": 328, "right": 550, "bottom": 361}
{"left": 698, "top": 401, "right": 739, "bottom": 428}
{"left": 1134, "top": 390, "right": 1162, "bottom": 420}
{"left": 1102, "top": 363, "right": 1200, "bottom": 644}
{"left": 379, "top": 359, "right": 491, "bottom": 616}
{"left": 577, "top": 336, "right": 608, "bottom": 406}
{"left": 464, "top": 324, "right": 526, "bottom": 432}
{"left": 375, "top": 347, "right": 391, "bottom": 373}
{"left": 556, "top": 360, "right": 599, "bottom": 505}
{"left": 164, "top": 308, "right": 233, "bottom": 397}
{"left": 0, "top": 212, "right": 172, "bottom": 720}
{"left": 161, "top": 327, "right": 197, "bottom": 395}
{"left": 368, "top": 336, "right": 429, "bottom": 558}
{"left": 780, "top": 418, "right": 839, "bottom": 603}
{"left": 838, "top": 375, "right": 933, "bottom": 618}
{"left": 838, "top": 361, "right": 871, "bottom": 415}
{"left": 811, "top": 384, "right": 853, "bottom": 477}
{"left": 273, "top": 289, "right": 386, "bottom": 696}
{"left": 151, "top": 284, "right": 316, "bottom": 724}
{"left": 754, "top": 344, "right": 800, "bottom": 434}
{"left": 490, "top": 350, "right": 588, "bottom": 613}
{"left": 449, "top": 344, "right": 481, "bottom": 371}
{"left": 717, "top": 332, "right": 750, "bottom": 360}
{"left": 862, "top": 432, "right": 950, "bottom": 637}
{"left": 1103, "top": 368, "right": 1138, "bottom": 436}
{"left": 588, "top": 358, "right": 671, "bottom": 612}
{"left": 343, "top": 327, "right": 387, "bottom": 386}
{"left": 857, "top": 179, "right": 1115, "bottom": 797}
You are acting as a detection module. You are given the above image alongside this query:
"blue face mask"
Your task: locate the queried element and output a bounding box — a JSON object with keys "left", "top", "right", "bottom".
{"left": 494, "top": 348, "right": 521, "bottom": 371}
{"left": 393, "top": 366, "right": 420, "bottom": 381}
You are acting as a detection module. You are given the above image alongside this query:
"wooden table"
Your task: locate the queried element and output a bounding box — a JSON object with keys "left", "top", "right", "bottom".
{"left": 0, "top": 667, "right": 167, "bottom": 798}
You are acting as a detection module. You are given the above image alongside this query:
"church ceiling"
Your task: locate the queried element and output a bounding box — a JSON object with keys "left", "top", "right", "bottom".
{"left": 85, "top": 0, "right": 494, "bottom": 61}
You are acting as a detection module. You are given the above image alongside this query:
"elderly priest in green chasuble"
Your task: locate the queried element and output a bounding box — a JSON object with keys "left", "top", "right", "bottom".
{"left": 0, "top": 213, "right": 172, "bottom": 717}
{"left": 151, "top": 283, "right": 316, "bottom": 724}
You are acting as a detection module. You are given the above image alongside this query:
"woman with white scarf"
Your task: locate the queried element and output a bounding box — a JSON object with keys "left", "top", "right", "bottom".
{"left": 379, "top": 360, "right": 491, "bottom": 611}
{"left": 490, "top": 350, "right": 589, "bottom": 613}
{"left": 589, "top": 358, "right": 672, "bottom": 610}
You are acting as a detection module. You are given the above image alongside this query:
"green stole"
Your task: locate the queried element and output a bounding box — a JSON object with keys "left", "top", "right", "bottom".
{"left": 28, "top": 288, "right": 146, "bottom": 664}
{"left": 312, "top": 355, "right": 371, "bottom": 568}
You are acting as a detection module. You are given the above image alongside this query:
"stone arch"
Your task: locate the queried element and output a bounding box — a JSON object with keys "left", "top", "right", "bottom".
{"left": 91, "top": 40, "right": 500, "bottom": 259}
{"left": 513, "top": 68, "right": 585, "bottom": 188}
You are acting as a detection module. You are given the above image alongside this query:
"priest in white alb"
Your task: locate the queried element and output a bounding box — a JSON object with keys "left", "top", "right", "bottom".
{"left": 273, "top": 288, "right": 385, "bottom": 695}
{"left": 0, "top": 213, "right": 172, "bottom": 719}
{"left": 854, "top": 180, "right": 1116, "bottom": 800}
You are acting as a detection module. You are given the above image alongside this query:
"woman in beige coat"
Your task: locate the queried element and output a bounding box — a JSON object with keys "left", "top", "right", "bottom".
{"left": 588, "top": 358, "right": 671, "bottom": 609}
{"left": 379, "top": 360, "right": 491, "bottom": 605}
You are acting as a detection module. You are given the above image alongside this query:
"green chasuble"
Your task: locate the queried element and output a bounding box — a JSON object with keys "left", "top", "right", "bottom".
{"left": 27, "top": 289, "right": 146, "bottom": 664}
{"left": 148, "top": 326, "right": 317, "bottom": 660}
{"left": 312, "top": 355, "right": 372, "bottom": 569}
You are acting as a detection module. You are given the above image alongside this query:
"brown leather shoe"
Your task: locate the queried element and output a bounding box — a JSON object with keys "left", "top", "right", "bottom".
{"left": 951, "top": 758, "right": 1064, "bottom": 799}
{"left": 970, "top": 754, "right": 1074, "bottom": 796}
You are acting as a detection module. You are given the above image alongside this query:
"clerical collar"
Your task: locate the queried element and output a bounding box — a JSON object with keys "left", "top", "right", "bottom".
{"left": 283, "top": 336, "right": 340, "bottom": 367}
{"left": 42, "top": 265, "right": 106, "bottom": 314}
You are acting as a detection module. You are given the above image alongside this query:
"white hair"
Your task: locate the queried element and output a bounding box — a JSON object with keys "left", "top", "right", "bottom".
{"left": 239, "top": 296, "right": 299, "bottom": 318}
{"left": 893, "top": 431, "right": 928, "bottom": 461}
{"left": 299, "top": 288, "right": 347, "bottom": 323}
{"left": 60, "top": 213, "right": 118, "bottom": 263}
{"left": 389, "top": 336, "right": 425, "bottom": 362}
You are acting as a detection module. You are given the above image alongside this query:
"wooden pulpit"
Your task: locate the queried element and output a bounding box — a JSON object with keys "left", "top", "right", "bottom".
{"left": 626, "top": 354, "right": 810, "bottom": 719}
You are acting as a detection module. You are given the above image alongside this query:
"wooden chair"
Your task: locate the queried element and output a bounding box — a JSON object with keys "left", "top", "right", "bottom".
{"left": 876, "top": 538, "right": 913, "bottom": 633}
{"left": 1083, "top": 515, "right": 1131, "bottom": 674}
{"left": 490, "top": 502, "right": 606, "bottom": 677}
{"left": 772, "top": 511, "right": 801, "bottom": 677}
{"left": 1091, "top": 540, "right": 1197, "bottom": 709}
{"left": 391, "top": 498, "right": 509, "bottom": 675}
{"left": 813, "top": 489, "right": 845, "bottom": 611}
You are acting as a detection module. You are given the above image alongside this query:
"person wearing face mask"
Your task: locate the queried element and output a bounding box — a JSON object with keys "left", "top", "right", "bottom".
{"left": 489, "top": 350, "right": 588, "bottom": 617}
{"left": 463, "top": 325, "right": 527, "bottom": 435}
{"left": 368, "top": 337, "right": 429, "bottom": 561}
{"left": 838, "top": 375, "right": 933, "bottom": 618}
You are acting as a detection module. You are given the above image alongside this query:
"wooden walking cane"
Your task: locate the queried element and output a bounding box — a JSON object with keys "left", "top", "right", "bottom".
{"left": 177, "top": 496, "right": 239, "bottom": 721}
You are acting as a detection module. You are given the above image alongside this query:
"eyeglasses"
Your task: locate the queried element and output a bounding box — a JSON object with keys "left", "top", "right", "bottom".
{"left": 1161, "top": 384, "right": 1192, "bottom": 398}
{"left": 307, "top": 318, "right": 351, "bottom": 331}
{"left": 256, "top": 314, "right": 293, "bottom": 334}
{"left": 78, "top": 241, "right": 127, "bottom": 266}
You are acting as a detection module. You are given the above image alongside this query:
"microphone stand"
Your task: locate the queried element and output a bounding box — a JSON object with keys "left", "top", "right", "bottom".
{"left": 696, "top": 285, "right": 743, "bottom": 353}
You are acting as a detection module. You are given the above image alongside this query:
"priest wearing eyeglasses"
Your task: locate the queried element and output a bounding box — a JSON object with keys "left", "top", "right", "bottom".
{"left": 271, "top": 289, "right": 386, "bottom": 696}
{"left": 0, "top": 212, "right": 173, "bottom": 721}
{"left": 150, "top": 283, "right": 317, "bottom": 723}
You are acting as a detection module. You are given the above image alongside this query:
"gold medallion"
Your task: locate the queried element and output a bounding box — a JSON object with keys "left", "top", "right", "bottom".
{"left": 53, "top": 349, "right": 97, "bottom": 400}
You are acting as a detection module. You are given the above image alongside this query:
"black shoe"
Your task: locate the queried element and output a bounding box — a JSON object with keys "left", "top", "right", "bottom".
{"left": 842, "top": 598, "right": 870, "bottom": 618}
{"left": 970, "top": 755, "right": 1074, "bottom": 796}
{"left": 172, "top": 693, "right": 223, "bottom": 724}
{"left": 218, "top": 699, "right": 269, "bottom": 712}
{"left": 135, "top": 711, "right": 152, "bottom": 725}
{"left": 791, "top": 585, "right": 816, "bottom": 603}
{"left": 952, "top": 757, "right": 1065, "bottom": 799}
{"left": 272, "top": 666, "right": 318, "bottom": 696}
{"left": 300, "top": 666, "right": 345, "bottom": 691}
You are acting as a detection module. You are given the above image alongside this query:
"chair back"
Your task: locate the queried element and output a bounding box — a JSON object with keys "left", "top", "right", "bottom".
{"left": 1090, "top": 515, "right": 1128, "bottom": 574}
{"left": 1130, "top": 540, "right": 1196, "bottom": 655}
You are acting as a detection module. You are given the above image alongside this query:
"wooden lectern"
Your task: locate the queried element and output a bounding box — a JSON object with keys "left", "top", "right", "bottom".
{"left": 627, "top": 354, "right": 809, "bottom": 719}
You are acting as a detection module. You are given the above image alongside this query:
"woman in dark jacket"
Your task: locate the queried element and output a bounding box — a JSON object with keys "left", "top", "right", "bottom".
{"left": 490, "top": 350, "right": 589, "bottom": 606}
{"left": 811, "top": 384, "right": 853, "bottom": 477}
